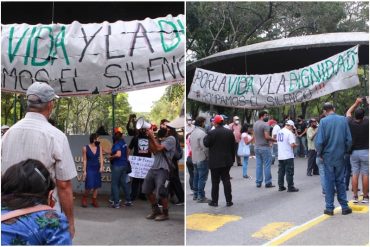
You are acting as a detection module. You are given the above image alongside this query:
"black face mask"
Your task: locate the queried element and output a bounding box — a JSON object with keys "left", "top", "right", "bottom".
{"left": 157, "top": 128, "right": 168, "bottom": 138}
{"left": 263, "top": 117, "right": 269, "bottom": 122}
{"left": 94, "top": 141, "right": 100, "bottom": 146}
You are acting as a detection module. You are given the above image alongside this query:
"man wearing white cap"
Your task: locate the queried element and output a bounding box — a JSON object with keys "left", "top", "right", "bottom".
{"left": 277, "top": 120, "right": 299, "bottom": 192}
{"left": 1, "top": 82, "right": 77, "bottom": 238}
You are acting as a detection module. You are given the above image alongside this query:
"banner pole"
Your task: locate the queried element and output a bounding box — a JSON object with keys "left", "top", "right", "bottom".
{"left": 112, "top": 92, "right": 116, "bottom": 134}
{"left": 13, "top": 93, "right": 17, "bottom": 124}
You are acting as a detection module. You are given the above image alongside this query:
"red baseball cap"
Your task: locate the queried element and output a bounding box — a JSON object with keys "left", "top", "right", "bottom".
{"left": 213, "top": 115, "right": 224, "bottom": 124}
{"left": 114, "top": 127, "right": 123, "bottom": 134}
{"left": 268, "top": 119, "right": 277, "bottom": 126}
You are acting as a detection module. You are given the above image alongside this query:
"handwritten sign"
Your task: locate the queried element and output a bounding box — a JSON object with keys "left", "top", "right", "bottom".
{"left": 1, "top": 15, "right": 185, "bottom": 96}
{"left": 128, "top": 156, "right": 154, "bottom": 179}
{"left": 188, "top": 46, "right": 359, "bottom": 109}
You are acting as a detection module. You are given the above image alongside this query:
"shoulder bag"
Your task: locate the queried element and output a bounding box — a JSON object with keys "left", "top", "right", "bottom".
{"left": 2, "top": 205, "right": 53, "bottom": 222}
{"left": 237, "top": 136, "right": 251, "bottom": 157}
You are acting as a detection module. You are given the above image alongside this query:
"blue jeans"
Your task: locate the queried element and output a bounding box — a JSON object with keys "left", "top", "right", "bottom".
{"left": 255, "top": 147, "right": 272, "bottom": 185}
{"left": 193, "top": 160, "right": 209, "bottom": 199}
{"left": 271, "top": 144, "right": 278, "bottom": 164}
{"left": 295, "top": 136, "right": 307, "bottom": 157}
{"left": 323, "top": 159, "right": 349, "bottom": 211}
{"left": 316, "top": 157, "right": 326, "bottom": 194}
{"left": 242, "top": 156, "right": 250, "bottom": 177}
{"left": 111, "top": 165, "right": 131, "bottom": 204}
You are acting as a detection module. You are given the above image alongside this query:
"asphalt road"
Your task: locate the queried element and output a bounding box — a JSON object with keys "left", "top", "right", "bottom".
{"left": 72, "top": 195, "right": 184, "bottom": 245}
{"left": 186, "top": 157, "right": 369, "bottom": 245}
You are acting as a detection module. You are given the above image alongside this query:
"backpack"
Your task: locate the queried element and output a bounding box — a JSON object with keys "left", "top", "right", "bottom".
{"left": 173, "top": 137, "right": 183, "bottom": 160}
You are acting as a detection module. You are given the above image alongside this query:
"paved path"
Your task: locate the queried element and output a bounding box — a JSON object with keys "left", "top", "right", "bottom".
{"left": 186, "top": 157, "right": 369, "bottom": 245}
{"left": 73, "top": 195, "right": 184, "bottom": 245}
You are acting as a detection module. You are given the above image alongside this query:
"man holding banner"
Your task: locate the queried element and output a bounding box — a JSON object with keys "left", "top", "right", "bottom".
{"left": 129, "top": 128, "right": 152, "bottom": 201}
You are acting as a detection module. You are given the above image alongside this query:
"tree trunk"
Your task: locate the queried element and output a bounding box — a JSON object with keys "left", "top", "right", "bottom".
{"left": 84, "top": 99, "right": 98, "bottom": 134}
{"left": 65, "top": 98, "right": 72, "bottom": 134}
{"left": 300, "top": 102, "right": 309, "bottom": 119}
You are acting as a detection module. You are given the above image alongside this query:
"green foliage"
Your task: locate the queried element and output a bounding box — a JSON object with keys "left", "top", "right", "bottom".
{"left": 188, "top": 2, "right": 368, "bottom": 59}
{"left": 149, "top": 84, "right": 184, "bottom": 125}
{"left": 2, "top": 92, "right": 133, "bottom": 135}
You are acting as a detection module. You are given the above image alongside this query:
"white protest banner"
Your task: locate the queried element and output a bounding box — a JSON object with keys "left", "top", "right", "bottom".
{"left": 128, "top": 156, "right": 154, "bottom": 179}
{"left": 188, "top": 46, "right": 359, "bottom": 109}
{"left": 1, "top": 15, "right": 184, "bottom": 96}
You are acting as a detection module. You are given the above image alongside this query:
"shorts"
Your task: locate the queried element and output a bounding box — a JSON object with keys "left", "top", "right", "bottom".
{"left": 350, "top": 149, "right": 369, "bottom": 175}
{"left": 142, "top": 168, "right": 169, "bottom": 198}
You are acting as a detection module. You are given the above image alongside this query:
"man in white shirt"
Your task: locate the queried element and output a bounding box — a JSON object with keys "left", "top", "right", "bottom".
{"left": 268, "top": 119, "right": 281, "bottom": 165}
{"left": 2, "top": 82, "right": 77, "bottom": 238}
{"left": 277, "top": 120, "right": 299, "bottom": 192}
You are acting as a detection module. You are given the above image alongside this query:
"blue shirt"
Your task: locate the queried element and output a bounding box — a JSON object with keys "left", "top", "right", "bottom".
{"left": 1, "top": 208, "right": 72, "bottom": 245}
{"left": 111, "top": 139, "right": 128, "bottom": 166}
{"left": 315, "top": 113, "right": 352, "bottom": 163}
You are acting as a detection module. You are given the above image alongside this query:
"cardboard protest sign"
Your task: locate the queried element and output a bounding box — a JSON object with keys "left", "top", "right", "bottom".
{"left": 188, "top": 46, "right": 360, "bottom": 109}
{"left": 128, "top": 156, "right": 154, "bottom": 179}
{"left": 1, "top": 14, "right": 184, "bottom": 96}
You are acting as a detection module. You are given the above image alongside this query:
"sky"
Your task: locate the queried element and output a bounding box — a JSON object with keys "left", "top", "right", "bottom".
{"left": 127, "top": 85, "right": 167, "bottom": 113}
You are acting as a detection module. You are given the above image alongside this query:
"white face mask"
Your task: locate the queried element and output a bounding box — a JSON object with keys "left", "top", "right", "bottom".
{"left": 235, "top": 120, "right": 240, "bottom": 125}
{"left": 187, "top": 120, "right": 192, "bottom": 125}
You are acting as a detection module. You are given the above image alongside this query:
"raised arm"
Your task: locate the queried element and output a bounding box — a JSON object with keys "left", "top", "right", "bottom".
{"left": 346, "top": 98, "right": 363, "bottom": 118}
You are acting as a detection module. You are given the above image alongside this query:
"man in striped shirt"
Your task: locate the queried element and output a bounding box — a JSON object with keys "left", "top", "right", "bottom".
{"left": 2, "top": 82, "right": 77, "bottom": 238}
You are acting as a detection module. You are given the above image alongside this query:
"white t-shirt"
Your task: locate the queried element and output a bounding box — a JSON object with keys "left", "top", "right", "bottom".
{"left": 272, "top": 125, "right": 281, "bottom": 138}
{"left": 277, "top": 127, "right": 296, "bottom": 160}
{"left": 240, "top": 132, "right": 251, "bottom": 144}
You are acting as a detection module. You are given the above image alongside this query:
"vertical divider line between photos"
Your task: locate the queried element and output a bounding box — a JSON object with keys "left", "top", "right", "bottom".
{"left": 183, "top": 1, "right": 187, "bottom": 245}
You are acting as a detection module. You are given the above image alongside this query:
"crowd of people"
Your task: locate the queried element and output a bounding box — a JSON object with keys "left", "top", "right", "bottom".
{"left": 186, "top": 98, "right": 369, "bottom": 215}
{"left": 1, "top": 80, "right": 368, "bottom": 244}
{"left": 1, "top": 82, "right": 185, "bottom": 245}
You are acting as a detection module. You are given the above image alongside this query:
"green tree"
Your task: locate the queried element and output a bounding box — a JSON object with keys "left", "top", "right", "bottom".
{"left": 1, "top": 92, "right": 133, "bottom": 135}
{"left": 150, "top": 84, "right": 184, "bottom": 124}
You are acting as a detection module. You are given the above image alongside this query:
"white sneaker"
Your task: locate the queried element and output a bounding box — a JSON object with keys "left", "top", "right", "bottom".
{"left": 352, "top": 196, "right": 359, "bottom": 203}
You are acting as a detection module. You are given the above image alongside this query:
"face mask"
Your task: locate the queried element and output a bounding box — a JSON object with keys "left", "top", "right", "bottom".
{"left": 157, "top": 128, "right": 167, "bottom": 138}
{"left": 312, "top": 125, "right": 317, "bottom": 129}
{"left": 263, "top": 117, "right": 269, "bottom": 122}
{"left": 235, "top": 120, "right": 240, "bottom": 125}
{"left": 187, "top": 120, "right": 192, "bottom": 125}
{"left": 94, "top": 141, "right": 100, "bottom": 146}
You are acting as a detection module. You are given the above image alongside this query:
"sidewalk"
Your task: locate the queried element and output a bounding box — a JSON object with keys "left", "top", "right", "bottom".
{"left": 72, "top": 194, "right": 184, "bottom": 245}
{"left": 186, "top": 157, "right": 369, "bottom": 245}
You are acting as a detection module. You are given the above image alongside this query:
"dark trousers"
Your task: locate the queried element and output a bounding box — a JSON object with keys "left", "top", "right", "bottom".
{"left": 186, "top": 156, "right": 194, "bottom": 191}
{"left": 278, "top": 158, "right": 295, "bottom": 189}
{"left": 307, "top": 150, "right": 318, "bottom": 175}
{"left": 344, "top": 154, "right": 351, "bottom": 190}
{"left": 130, "top": 178, "right": 145, "bottom": 201}
{"left": 169, "top": 159, "right": 184, "bottom": 203}
{"left": 210, "top": 167, "right": 232, "bottom": 203}
{"left": 234, "top": 142, "right": 241, "bottom": 165}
